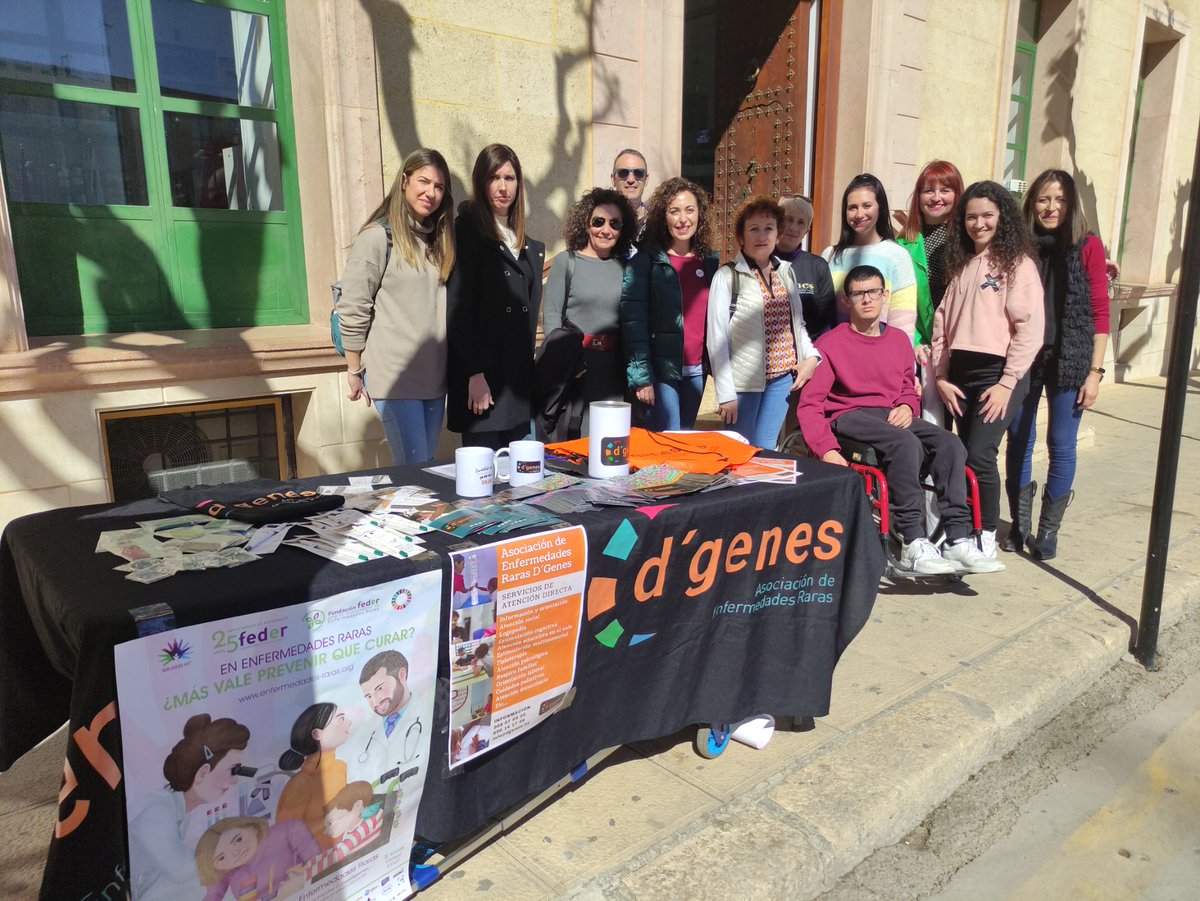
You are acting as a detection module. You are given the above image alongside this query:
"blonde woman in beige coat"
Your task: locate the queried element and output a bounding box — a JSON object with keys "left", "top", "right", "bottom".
{"left": 339, "top": 149, "right": 456, "bottom": 464}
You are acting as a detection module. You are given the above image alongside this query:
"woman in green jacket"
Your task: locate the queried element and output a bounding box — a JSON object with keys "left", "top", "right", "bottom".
{"left": 620, "top": 177, "right": 719, "bottom": 430}
{"left": 896, "top": 159, "right": 964, "bottom": 425}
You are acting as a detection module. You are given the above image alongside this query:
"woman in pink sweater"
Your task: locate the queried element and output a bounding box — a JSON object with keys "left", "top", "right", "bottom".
{"left": 932, "top": 181, "right": 1044, "bottom": 557}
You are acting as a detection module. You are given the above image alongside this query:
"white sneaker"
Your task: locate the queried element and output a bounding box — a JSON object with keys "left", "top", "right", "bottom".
{"left": 942, "top": 537, "right": 1005, "bottom": 574}
{"left": 900, "top": 537, "right": 957, "bottom": 574}
{"left": 979, "top": 529, "right": 998, "bottom": 559}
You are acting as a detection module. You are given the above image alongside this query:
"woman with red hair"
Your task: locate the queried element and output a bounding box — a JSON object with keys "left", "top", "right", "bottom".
{"left": 897, "top": 160, "right": 965, "bottom": 424}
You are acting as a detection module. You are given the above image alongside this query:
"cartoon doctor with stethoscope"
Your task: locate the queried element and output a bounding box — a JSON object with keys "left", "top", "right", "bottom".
{"left": 349, "top": 649, "right": 424, "bottom": 788}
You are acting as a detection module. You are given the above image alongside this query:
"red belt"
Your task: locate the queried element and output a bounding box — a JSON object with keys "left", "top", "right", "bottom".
{"left": 581, "top": 332, "right": 619, "bottom": 352}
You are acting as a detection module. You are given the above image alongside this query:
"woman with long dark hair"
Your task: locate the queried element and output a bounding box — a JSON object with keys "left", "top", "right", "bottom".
{"left": 541, "top": 187, "right": 636, "bottom": 440}
{"left": 275, "top": 703, "right": 353, "bottom": 850}
{"left": 932, "top": 180, "right": 1044, "bottom": 559}
{"left": 897, "top": 160, "right": 965, "bottom": 423}
{"left": 1002, "top": 169, "right": 1111, "bottom": 558}
{"left": 340, "top": 148, "right": 455, "bottom": 464}
{"left": 821, "top": 173, "right": 919, "bottom": 345}
{"left": 621, "top": 176, "right": 719, "bottom": 430}
{"left": 447, "top": 144, "right": 545, "bottom": 449}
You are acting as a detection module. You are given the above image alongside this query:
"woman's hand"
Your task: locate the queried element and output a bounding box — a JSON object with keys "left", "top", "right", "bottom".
{"left": 791, "top": 357, "right": 820, "bottom": 392}
{"left": 822, "top": 449, "right": 849, "bottom": 467}
{"left": 635, "top": 384, "right": 655, "bottom": 406}
{"left": 915, "top": 344, "right": 933, "bottom": 367}
{"left": 936, "top": 378, "right": 965, "bottom": 418}
{"left": 1077, "top": 371, "right": 1102, "bottom": 409}
{"left": 979, "top": 383, "right": 1013, "bottom": 423}
{"left": 468, "top": 373, "right": 494, "bottom": 415}
{"left": 719, "top": 400, "right": 738, "bottom": 425}
{"left": 347, "top": 372, "right": 372, "bottom": 407}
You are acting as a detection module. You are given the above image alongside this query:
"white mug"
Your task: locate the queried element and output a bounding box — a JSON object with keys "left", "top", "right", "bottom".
{"left": 455, "top": 446, "right": 499, "bottom": 498}
{"left": 507, "top": 440, "right": 545, "bottom": 487}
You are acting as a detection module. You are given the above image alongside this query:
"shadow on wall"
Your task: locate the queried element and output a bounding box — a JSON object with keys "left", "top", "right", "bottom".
{"left": 1039, "top": 2, "right": 1104, "bottom": 241}
{"left": 1165, "top": 177, "right": 1191, "bottom": 284}
{"left": 358, "top": 0, "right": 600, "bottom": 251}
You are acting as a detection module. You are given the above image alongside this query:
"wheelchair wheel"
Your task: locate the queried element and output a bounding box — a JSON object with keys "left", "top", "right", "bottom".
{"left": 695, "top": 724, "right": 732, "bottom": 759}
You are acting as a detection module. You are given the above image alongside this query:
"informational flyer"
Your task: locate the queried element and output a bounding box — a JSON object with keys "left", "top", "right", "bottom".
{"left": 448, "top": 526, "right": 588, "bottom": 767}
{"left": 114, "top": 569, "right": 441, "bottom": 901}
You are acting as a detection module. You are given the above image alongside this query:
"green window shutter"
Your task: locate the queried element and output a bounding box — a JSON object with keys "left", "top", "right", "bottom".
{"left": 0, "top": 0, "right": 308, "bottom": 336}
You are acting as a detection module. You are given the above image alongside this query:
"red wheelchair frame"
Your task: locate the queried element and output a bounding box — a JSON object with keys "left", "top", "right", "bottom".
{"left": 841, "top": 442, "right": 983, "bottom": 581}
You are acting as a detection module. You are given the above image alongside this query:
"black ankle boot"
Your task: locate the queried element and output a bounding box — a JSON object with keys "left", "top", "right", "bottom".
{"left": 1028, "top": 488, "right": 1073, "bottom": 560}
{"left": 1000, "top": 481, "right": 1037, "bottom": 552}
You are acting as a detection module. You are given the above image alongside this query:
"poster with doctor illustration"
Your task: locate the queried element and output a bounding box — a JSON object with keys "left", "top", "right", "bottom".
{"left": 114, "top": 568, "right": 441, "bottom": 901}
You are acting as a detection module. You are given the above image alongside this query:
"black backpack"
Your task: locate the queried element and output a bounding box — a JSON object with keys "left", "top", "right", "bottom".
{"left": 533, "top": 252, "right": 587, "bottom": 440}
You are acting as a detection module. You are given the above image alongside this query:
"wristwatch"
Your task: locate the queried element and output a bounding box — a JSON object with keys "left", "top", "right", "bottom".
{"left": 1089, "top": 366, "right": 1105, "bottom": 380}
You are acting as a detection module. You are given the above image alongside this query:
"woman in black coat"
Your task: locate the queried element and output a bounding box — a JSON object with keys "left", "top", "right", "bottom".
{"left": 447, "top": 144, "right": 545, "bottom": 449}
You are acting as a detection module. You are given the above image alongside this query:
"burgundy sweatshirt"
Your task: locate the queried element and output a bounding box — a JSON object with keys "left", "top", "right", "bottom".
{"left": 797, "top": 323, "right": 920, "bottom": 458}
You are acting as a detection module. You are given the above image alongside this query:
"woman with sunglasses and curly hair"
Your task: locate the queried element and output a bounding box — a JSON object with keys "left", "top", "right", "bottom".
{"left": 932, "top": 180, "right": 1044, "bottom": 558}
{"left": 621, "top": 176, "right": 720, "bottom": 430}
{"left": 1002, "top": 169, "right": 1112, "bottom": 559}
{"left": 541, "top": 187, "right": 636, "bottom": 439}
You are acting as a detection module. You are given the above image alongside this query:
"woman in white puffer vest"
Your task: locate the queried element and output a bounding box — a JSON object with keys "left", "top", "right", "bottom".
{"left": 707, "top": 196, "right": 822, "bottom": 448}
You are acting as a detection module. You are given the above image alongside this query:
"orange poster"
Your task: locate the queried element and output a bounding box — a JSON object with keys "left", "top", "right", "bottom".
{"left": 447, "top": 526, "right": 587, "bottom": 767}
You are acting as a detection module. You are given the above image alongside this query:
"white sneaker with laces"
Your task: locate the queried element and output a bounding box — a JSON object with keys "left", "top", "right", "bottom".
{"left": 942, "top": 537, "right": 1005, "bottom": 574}
{"left": 979, "top": 529, "right": 998, "bottom": 559}
{"left": 900, "top": 537, "right": 957, "bottom": 574}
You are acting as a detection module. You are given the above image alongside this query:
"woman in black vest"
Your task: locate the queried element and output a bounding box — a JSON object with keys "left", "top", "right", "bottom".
{"left": 447, "top": 144, "right": 545, "bottom": 449}
{"left": 1003, "top": 169, "right": 1111, "bottom": 559}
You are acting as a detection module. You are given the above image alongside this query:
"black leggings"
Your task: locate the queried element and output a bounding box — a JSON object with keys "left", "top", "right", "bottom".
{"left": 947, "top": 351, "right": 1029, "bottom": 531}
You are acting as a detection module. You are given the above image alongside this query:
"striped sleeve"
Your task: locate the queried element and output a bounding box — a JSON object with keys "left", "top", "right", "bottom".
{"left": 883, "top": 242, "right": 918, "bottom": 346}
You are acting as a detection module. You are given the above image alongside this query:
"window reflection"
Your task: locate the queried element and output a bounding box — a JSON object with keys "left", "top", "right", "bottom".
{"left": 153, "top": 0, "right": 275, "bottom": 109}
{"left": 0, "top": 95, "right": 147, "bottom": 205}
{"left": 0, "top": 0, "right": 136, "bottom": 91}
{"left": 164, "top": 112, "right": 282, "bottom": 211}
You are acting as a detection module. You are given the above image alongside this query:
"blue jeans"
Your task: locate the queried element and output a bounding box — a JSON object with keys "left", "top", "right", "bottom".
{"left": 646, "top": 374, "right": 706, "bottom": 431}
{"left": 1006, "top": 352, "right": 1083, "bottom": 500}
{"left": 735, "top": 373, "right": 793, "bottom": 449}
{"left": 374, "top": 397, "right": 445, "bottom": 465}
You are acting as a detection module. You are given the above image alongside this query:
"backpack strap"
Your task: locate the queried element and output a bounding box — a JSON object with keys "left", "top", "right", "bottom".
{"left": 562, "top": 250, "right": 576, "bottom": 330}
{"left": 379, "top": 219, "right": 393, "bottom": 274}
{"left": 724, "top": 261, "right": 741, "bottom": 319}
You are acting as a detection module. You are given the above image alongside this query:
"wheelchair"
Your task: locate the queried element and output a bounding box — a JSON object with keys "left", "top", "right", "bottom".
{"left": 778, "top": 430, "right": 982, "bottom": 583}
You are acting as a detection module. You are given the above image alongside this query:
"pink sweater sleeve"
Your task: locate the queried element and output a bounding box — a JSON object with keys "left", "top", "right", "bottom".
{"left": 931, "top": 286, "right": 950, "bottom": 380}
{"left": 797, "top": 357, "right": 840, "bottom": 459}
{"left": 999, "top": 257, "right": 1045, "bottom": 389}
{"left": 1081, "top": 235, "right": 1111, "bottom": 334}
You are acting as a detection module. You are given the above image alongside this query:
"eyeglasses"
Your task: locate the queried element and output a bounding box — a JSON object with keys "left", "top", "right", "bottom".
{"left": 847, "top": 288, "right": 886, "bottom": 301}
{"left": 614, "top": 168, "right": 647, "bottom": 181}
{"left": 590, "top": 216, "right": 624, "bottom": 230}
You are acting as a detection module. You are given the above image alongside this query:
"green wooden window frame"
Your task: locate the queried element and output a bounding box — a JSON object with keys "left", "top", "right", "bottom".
{"left": 0, "top": 0, "right": 308, "bottom": 336}
{"left": 1005, "top": 40, "right": 1037, "bottom": 187}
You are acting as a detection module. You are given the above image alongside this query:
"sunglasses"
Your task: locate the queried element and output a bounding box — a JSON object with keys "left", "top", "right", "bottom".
{"left": 614, "top": 168, "right": 647, "bottom": 181}
{"left": 590, "top": 216, "right": 624, "bottom": 230}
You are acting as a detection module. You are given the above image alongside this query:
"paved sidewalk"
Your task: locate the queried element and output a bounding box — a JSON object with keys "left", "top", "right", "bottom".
{"left": 1, "top": 378, "right": 1197, "bottom": 900}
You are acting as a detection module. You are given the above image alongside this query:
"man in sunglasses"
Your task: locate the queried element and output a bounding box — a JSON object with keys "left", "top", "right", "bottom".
{"left": 611, "top": 149, "right": 649, "bottom": 243}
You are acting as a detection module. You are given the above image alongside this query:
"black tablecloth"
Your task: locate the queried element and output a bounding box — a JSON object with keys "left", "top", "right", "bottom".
{"left": 0, "top": 458, "right": 882, "bottom": 900}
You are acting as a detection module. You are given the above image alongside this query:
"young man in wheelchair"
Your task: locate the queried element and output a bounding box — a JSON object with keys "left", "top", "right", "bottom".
{"left": 797, "top": 265, "right": 1002, "bottom": 575}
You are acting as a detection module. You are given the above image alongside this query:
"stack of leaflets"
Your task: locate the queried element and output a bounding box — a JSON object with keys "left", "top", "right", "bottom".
{"left": 96, "top": 515, "right": 260, "bottom": 583}
{"left": 727, "top": 457, "right": 801, "bottom": 485}
{"left": 281, "top": 483, "right": 441, "bottom": 565}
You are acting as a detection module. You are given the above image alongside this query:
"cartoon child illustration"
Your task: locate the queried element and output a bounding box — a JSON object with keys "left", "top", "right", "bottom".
{"left": 303, "top": 781, "right": 387, "bottom": 878}
{"left": 274, "top": 703, "right": 352, "bottom": 850}
{"left": 195, "top": 816, "right": 319, "bottom": 901}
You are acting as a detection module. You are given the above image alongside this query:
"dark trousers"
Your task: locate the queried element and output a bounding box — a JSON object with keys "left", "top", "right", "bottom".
{"left": 833, "top": 407, "right": 970, "bottom": 543}
{"left": 948, "top": 351, "right": 1029, "bottom": 531}
{"left": 468, "top": 424, "right": 530, "bottom": 451}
